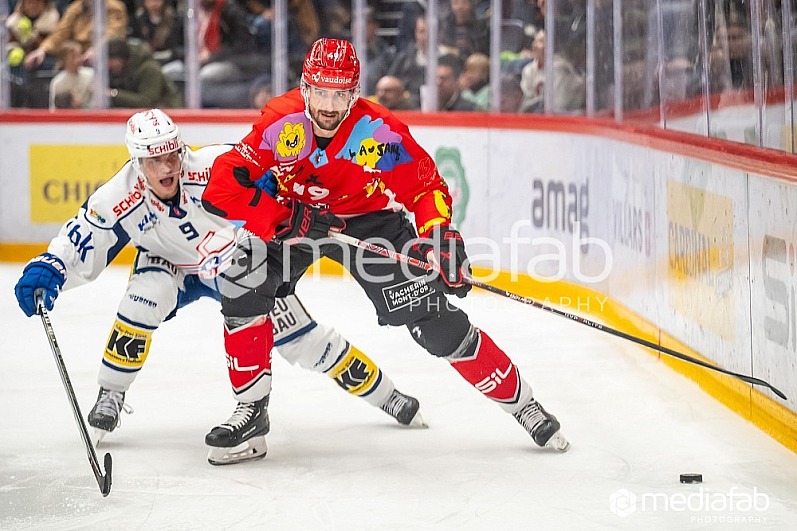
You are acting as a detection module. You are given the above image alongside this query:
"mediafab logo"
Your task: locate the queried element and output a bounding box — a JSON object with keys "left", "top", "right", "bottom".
{"left": 609, "top": 487, "right": 769, "bottom": 518}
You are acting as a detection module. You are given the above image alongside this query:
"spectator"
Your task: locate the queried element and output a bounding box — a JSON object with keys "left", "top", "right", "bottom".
{"left": 388, "top": 14, "right": 449, "bottom": 107}
{"left": 6, "top": 0, "right": 60, "bottom": 107}
{"left": 129, "top": 0, "right": 184, "bottom": 69}
{"left": 248, "top": 72, "right": 272, "bottom": 109}
{"left": 24, "top": 0, "right": 128, "bottom": 70}
{"left": 509, "top": 0, "right": 543, "bottom": 36}
{"left": 6, "top": 0, "right": 60, "bottom": 67}
{"left": 520, "top": 27, "right": 585, "bottom": 114}
{"left": 395, "top": 1, "right": 453, "bottom": 52}
{"left": 199, "top": 0, "right": 270, "bottom": 88}
{"left": 499, "top": 73, "right": 523, "bottom": 113}
{"left": 363, "top": 7, "right": 396, "bottom": 96}
{"left": 375, "top": 75, "right": 415, "bottom": 110}
{"left": 531, "top": 0, "right": 545, "bottom": 31}
{"left": 459, "top": 52, "right": 490, "bottom": 110}
{"left": 439, "top": 0, "right": 489, "bottom": 58}
{"left": 709, "top": 16, "right": 754, "bottom": 93}
{"left": 502, "top": 29, "right": 535, "bottom": 78}
{"left": 246, "top": 0, "right": 306, "bottom": 76}
{"left": 437, "top": 54, "right": 475, "bottom": 111}
{"left": 49, "top": 40, "right": 94, "bottom": 109}
{"left": 499, "top": 73, "right": 537, "bottom": 113}
{"left": 290, "top": 0, "right": 320, "bottom": 47}
{"left": 312, "top": 0, "right": 350, "bottom": 39}
{"left": 519, "top": 29, "right": 545, "bottom": 112}
{"left": 107, "top": 37, "right": 183, "bottom": 108}
{"left": 553, "top": 28, "right": 587, "bottom": 113}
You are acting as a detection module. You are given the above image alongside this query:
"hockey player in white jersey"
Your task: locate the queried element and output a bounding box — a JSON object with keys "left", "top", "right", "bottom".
{"left": 14, "top": 109, "right": 425, "bottom": 466}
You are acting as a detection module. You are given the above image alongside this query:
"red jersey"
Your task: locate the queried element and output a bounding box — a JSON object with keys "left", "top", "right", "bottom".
{"left": 204, "top": 88, "right": 452, "bottom": 240}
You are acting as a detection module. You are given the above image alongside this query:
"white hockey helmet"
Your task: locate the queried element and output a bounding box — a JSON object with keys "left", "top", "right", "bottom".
{"left": 125, "top": 109, "right": 183, "bottom": 161}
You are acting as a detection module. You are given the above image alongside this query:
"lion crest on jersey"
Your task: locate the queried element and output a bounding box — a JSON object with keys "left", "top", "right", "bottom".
{"left": 276, "top": 122, "right": 306, "bottom": 158}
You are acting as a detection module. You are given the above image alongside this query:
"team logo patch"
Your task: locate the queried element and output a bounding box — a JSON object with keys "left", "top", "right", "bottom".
{"left": 330, "top": 347, "right": 379, "bottom": 396}
{"left": 335, "top": 116, "right": 413, "bottom": 171}
{"left": 103, "top": 320, "right": 152, "bottom": 369}
{"left": 88, "top": 208, "right": 106, "bottom": 224}
{"left": 382, "top": 276, "right": 433, "bottom": 312}
{"left": 276, "top": 122, "right": 306, "bottom": 158}
{"left": 309, "top": 147, "right": 329, "bottom": 168}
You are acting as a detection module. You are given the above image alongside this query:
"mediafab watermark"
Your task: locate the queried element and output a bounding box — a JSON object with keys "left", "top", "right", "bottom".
{"left": 609, "top": 487, "right": 770, "bottom": 519}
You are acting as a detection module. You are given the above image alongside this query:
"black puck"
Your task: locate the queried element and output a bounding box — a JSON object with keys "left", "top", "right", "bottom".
{"left": 679, "top": 473, "right": 703, "bottom": 484}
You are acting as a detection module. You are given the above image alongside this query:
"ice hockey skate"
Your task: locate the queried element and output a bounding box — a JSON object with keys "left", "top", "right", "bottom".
{"left": 513, "top": 399, "right": 570, "bottom": 452}
{"left": 88, "top": 387, "right": 133, "bottom": 445}
{"left": 380, "top": 389, "right": 427, "bottom": 428}
{"left": 205, "top": 396, "right": 270, "bottom": 465}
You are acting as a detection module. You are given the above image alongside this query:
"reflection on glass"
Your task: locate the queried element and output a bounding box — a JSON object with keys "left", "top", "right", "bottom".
{"left": 0, "top": 0, "right": 793, "bottom": 157}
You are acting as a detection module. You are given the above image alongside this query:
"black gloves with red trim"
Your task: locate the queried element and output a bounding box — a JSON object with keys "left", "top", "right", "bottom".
{"left": 274, "top": 199, "right": 345, "bottom": 247}
{"left": 416, "top": 225, "right": 472, "bottom": 298}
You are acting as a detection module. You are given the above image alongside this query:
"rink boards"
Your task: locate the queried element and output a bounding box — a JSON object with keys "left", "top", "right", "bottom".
{"left": 0, "top": 110, "right": 795, "bottom": 452}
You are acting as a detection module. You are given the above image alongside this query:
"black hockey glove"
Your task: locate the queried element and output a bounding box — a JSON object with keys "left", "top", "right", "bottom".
{"left": 416, "top": 225, "right": 472, "bottom": 298}
{"left": 274, "top": 199, "right": 345, "bottom": 247}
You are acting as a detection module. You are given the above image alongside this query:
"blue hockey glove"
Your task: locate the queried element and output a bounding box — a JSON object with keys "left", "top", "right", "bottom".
{"left": 14, "top": 253, "right": 67, "bottom": 317}
{"left": 228, "top": 165, "right": 278, "bottom": 198}
{"left": 253, "top": 169, "right": 278, "bottom": 197}
{"left": 415, "top": 225, "right": 472, "bottom": 298}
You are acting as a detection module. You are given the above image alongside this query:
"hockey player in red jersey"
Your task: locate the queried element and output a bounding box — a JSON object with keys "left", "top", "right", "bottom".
{"left": 203, "top": 38, "right": 569, "bottom": 452}
{"left": 14, "top": 109, "right": 426, "bottom": 466}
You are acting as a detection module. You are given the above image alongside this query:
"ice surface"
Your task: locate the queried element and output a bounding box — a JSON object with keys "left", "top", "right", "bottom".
{"left": 2, "top": 264, "right": 797, "bottom": 529}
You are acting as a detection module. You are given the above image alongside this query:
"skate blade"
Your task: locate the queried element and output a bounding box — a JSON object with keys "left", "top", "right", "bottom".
{"left": 545, "top": 431, "right": 570, "bottom": 452}
{"left": 92, "top": 428, "right": 110, "bottom": 447}
{"left": 406, "top": 411, "right": 429, "bottom": 429}
{"left": 207, "top": 435, "right": 268, "bottom": 466}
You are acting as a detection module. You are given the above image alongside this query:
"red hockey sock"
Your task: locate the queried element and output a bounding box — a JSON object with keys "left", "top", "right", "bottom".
{"left": 224, "top": 315, "right": 273, "bottom": 398}
{"left": 448, "top": 330, "right": 523, "bottom": 405}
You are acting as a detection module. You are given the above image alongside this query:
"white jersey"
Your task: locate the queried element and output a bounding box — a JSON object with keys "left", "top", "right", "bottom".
{"left": 48, "top": 144, "right": 239, "bottom": 290}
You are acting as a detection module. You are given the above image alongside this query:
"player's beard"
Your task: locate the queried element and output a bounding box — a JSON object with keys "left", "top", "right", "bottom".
{"left": 309, "top": 106, "right": 345, "bottom": 132}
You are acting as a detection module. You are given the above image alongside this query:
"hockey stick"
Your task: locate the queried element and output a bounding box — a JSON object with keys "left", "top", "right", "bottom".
{"left": 35, "top": 291, "right": 113, "bottom": 497}
{"left": 328, "top": 232, "right": 788, "bottom": 401}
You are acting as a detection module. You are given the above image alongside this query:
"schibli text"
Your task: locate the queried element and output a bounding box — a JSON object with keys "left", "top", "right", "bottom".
{"left": 187, "top": 168, "right": 211, "bottom": 182}
{"left": 113, "top": 180, "right": 147, "bottom": 216}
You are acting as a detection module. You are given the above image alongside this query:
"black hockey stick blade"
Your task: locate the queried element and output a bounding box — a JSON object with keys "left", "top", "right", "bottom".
{"left": 35, "top": 291, "right": 115, "bottom": 496}
{"left": 327, "top": 233, "right": 787, "bottom": 400}
{"left": 100, "top": 453, "right": 113, "bottom": 496}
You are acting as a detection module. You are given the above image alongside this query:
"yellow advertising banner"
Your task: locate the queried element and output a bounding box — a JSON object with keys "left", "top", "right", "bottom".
{"left": 29, "top": 145, "right": 128, "bottom": 223}
{"left": 667, "top": 179, "right": 735, "bottom": 340}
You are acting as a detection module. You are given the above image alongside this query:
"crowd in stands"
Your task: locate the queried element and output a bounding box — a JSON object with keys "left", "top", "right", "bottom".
{"left": 3, "top": 0, "right": 785, "bottom": 114}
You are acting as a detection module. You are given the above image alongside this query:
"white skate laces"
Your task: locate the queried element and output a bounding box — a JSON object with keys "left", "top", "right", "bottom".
{"left": 220, "top": 401, "right": 257, "bottom": 432}
{"left": 381, "top": 391, "right": 409, "bottom": 418}
{"left": 379, "top": 390, "right": 427, "bottom": 428}
{"left": 88, "top": 388, "right": 134, "bottom": 446}
{"left": 513, "top": 399, "right": 570, "bottom": 452}
{"left": 93, "top": 389, "right": 134, "bottom": 427}
{"left": 205, "top": 397, "right": 270, "bottom": 466}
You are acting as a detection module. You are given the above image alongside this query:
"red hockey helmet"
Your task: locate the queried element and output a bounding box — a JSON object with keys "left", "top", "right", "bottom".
{"left": 302, "top": 38, "right": 360, "bottom": 90}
